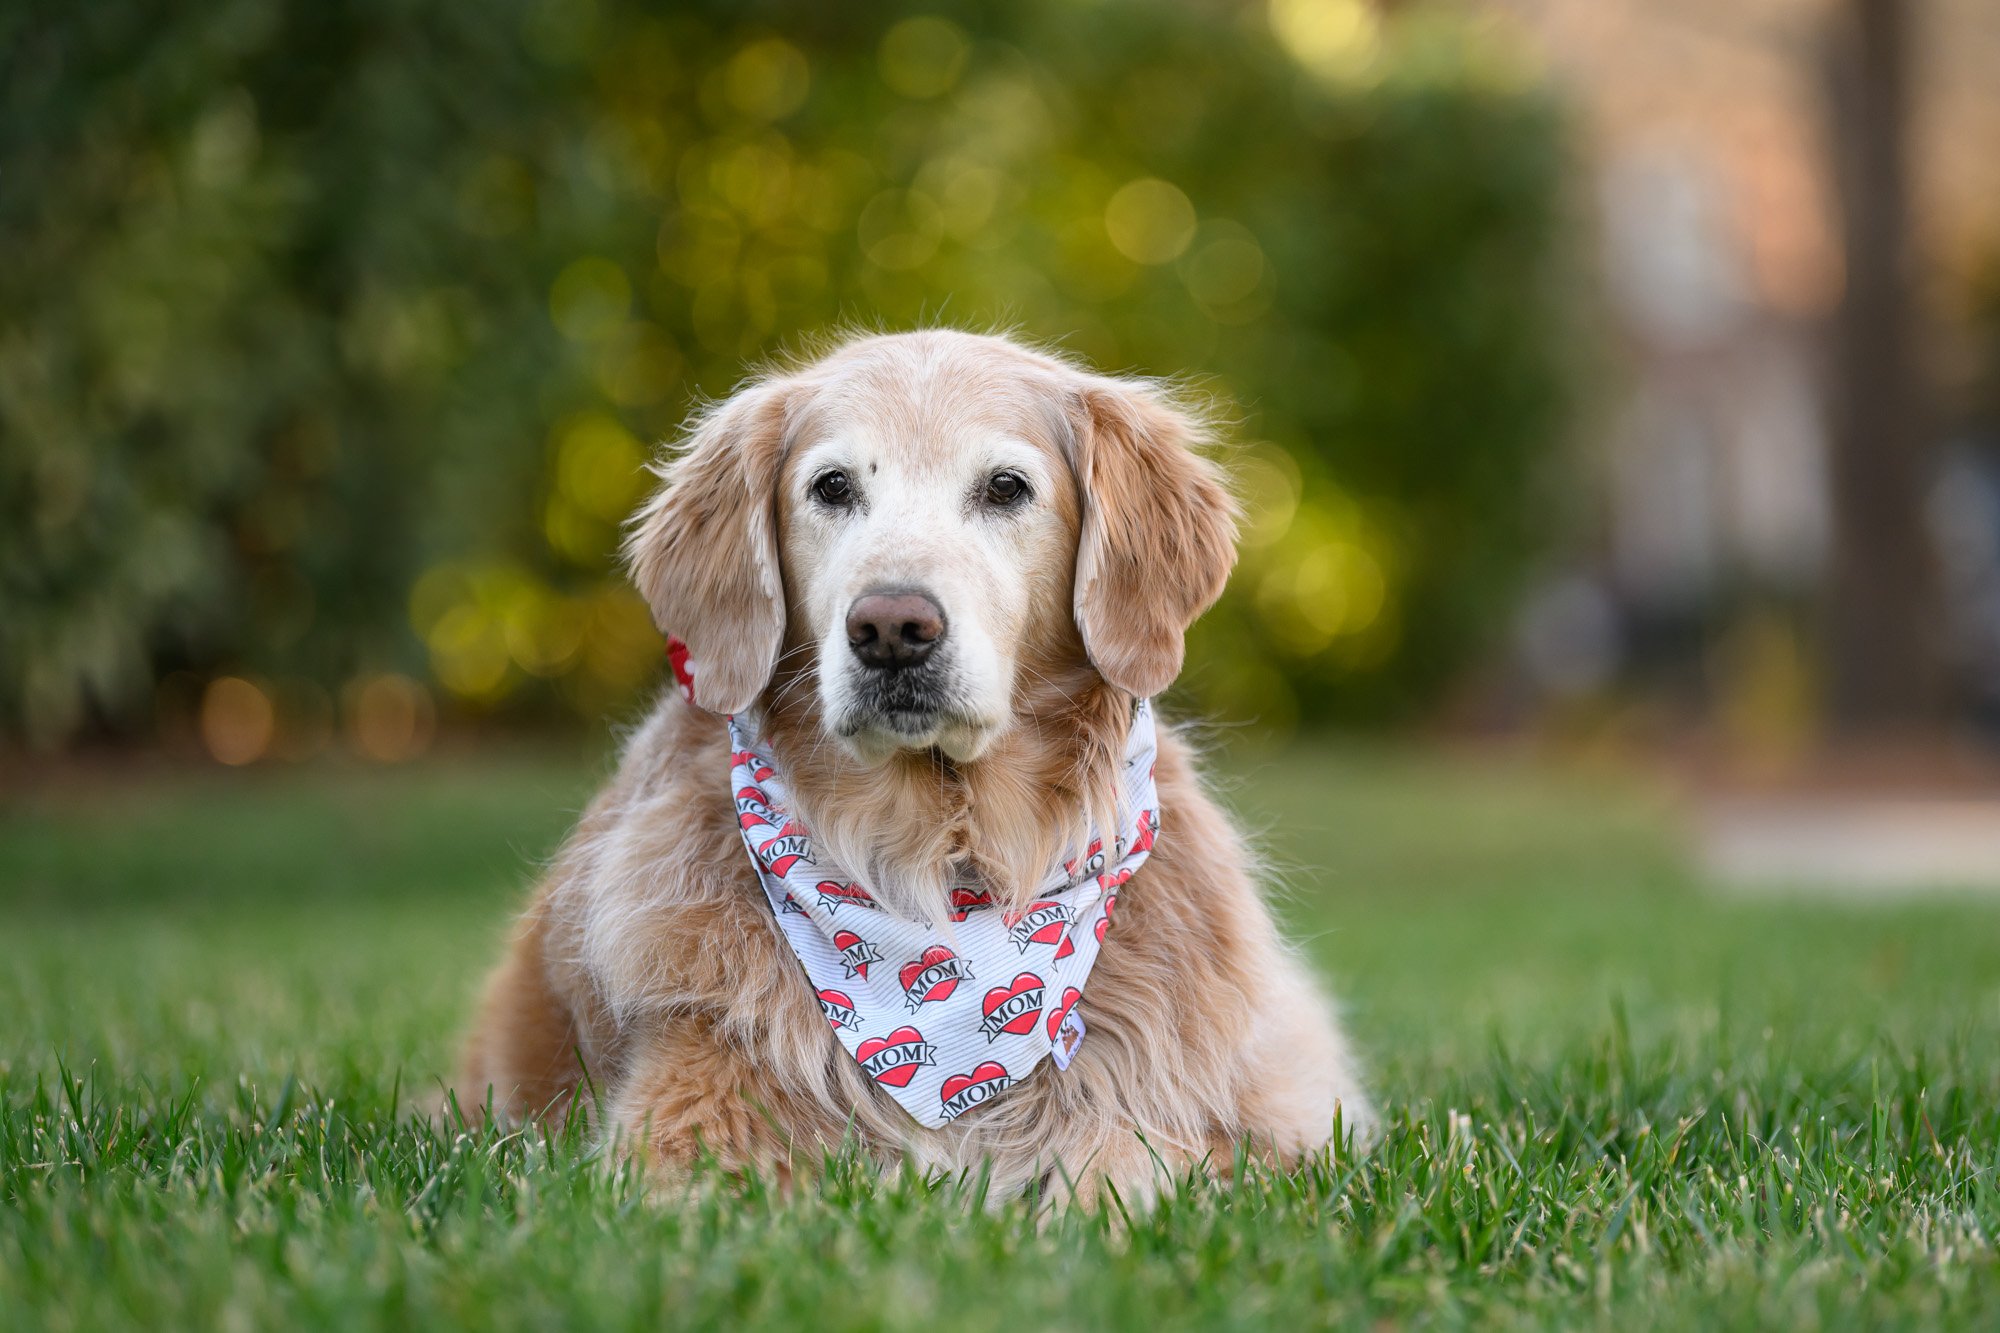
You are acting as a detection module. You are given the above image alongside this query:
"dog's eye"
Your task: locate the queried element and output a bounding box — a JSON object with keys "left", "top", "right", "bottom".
{"left": 811, "top": 470, "right": 854, "bottom": 507}
{"left": 984, "top": 471, "right": 1030, "bottom": 507}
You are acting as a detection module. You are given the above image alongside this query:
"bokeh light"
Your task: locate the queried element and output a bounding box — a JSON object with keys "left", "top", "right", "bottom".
{"left": 550, "top": 258, "right": 633, "bottom": 343}
{"left": 723, "top": 38, "right": 811, "bottom": 122}
{"left": 200, "top": 677, "right": 274, "bottom": 766}
{"left": 879, "top": 17, "right": 971, "bottom": 100}
{"left": 1268, "top": 0, "right": 1382, "bottom": 84}
{"left": 1103, "top": 179, "right": 1198, "bottom": 266}
{"left": 343, "top": 673, "right": 437, "bottom": 763}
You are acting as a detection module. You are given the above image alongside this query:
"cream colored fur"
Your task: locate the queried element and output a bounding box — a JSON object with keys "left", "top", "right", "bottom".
{"left": 459, "top": 330, "right": 1374, "bottom": 1205}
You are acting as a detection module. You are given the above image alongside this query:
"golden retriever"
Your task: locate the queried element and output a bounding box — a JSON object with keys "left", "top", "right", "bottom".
{"left": 459, "top": 329, "right": 1372, "bottom": 1204}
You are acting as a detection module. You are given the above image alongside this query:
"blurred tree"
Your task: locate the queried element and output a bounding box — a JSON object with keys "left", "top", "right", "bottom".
{"left": 1821, "top": 0, "right": 1943, "bottom": 731}
{"left": 1, "top": 0, "right": 583, "bottom": 746}
{"left": 0, "top": 0, "right": 1573, "bottom": 751}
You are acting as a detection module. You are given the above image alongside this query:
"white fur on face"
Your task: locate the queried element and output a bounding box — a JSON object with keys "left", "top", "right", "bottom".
{"left": 783, "top": 426, "right": 1069, "bottom": 765}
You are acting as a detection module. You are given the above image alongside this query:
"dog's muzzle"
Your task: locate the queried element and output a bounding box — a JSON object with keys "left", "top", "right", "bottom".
{"left": 841, "top": 587, "right": 956, "bottom": 732}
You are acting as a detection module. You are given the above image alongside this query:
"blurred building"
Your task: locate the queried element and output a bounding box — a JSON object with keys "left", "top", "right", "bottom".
{"left": 1489, "top": 0, "right": 2000, "bottom": 742}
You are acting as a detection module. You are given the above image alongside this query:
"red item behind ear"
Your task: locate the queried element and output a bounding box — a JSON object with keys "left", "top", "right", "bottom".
{"left": 665, "top": 635, "right": 696, "bottom": 705}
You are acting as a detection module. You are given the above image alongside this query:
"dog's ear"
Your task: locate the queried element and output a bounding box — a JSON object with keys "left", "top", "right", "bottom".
{"left": 1067, "top": 377, "right": 1239, "bottom": 697}
{"left": 624, "top": 379, "right": 793, "bottom": 713}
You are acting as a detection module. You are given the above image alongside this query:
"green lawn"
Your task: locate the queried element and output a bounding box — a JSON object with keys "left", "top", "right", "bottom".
{"left": 4, "top": 741, "right": 1998, "bottom": 1329}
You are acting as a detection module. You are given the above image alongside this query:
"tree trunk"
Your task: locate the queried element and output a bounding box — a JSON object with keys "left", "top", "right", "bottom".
{"left": 1821, "top": 0, "right": 1940, "bottom": 731}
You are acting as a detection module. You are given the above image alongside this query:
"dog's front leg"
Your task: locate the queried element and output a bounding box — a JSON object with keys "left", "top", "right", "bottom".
{"left": 602, "top": 1014, "right": 846, "bottom": 1191}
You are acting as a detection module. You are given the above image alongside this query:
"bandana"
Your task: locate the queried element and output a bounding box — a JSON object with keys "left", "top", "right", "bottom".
{"left": 670, "top": 638, "right": 1160, "bottom": 1128}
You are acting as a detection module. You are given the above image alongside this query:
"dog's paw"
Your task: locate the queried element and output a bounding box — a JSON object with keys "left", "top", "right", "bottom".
{"left": 1046, "top": 1133, "right": 1211, "bottom": 1216}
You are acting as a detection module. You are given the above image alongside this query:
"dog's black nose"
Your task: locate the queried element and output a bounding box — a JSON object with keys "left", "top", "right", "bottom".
{"left": 846, "top": 590, "right": 945, "bottom": 670}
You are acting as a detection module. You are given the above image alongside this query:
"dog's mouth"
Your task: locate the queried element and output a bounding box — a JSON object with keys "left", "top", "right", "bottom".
{"left": 832, "top": 664, "right": 996, "bottom": 761}
{"left": 839, "top": 667, "right": 956, "bottom": 736}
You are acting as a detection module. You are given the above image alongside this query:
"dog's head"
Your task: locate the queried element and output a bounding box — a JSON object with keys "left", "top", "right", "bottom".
{"left": 626, "top": 330, "right": 1236, "bottom": 763}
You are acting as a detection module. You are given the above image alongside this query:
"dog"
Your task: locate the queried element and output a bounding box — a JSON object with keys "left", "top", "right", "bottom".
{"left": 458, "top": 329, "right": 1373, "bottom": 1204}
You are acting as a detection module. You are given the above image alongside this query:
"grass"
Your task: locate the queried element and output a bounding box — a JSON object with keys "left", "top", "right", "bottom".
{"left": 3, "top": 739, "right": 1999, "bottom": 1329}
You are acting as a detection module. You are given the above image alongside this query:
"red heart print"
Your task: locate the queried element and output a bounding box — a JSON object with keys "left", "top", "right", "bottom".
{"left": 758, "top": 820, "right": 812, "bottom": 875}
{"left": 736, "top": 785, "right": 775, "bottom": 830}
{"left": 949, "top": 887, "right": 993, "bottom": 921}
{"left": 1004, "top": 900, "right": 1071, "bottom": 953}
{"left": 939, "top": 1060, "right": 1011, "bottom": 1104}
{"left": 1046, "top": 986, "right": 1081, "bottom": 1041}
{"left": 898, "top": 944, "right": 965, "bottom": 1007}
{"left": 817, "top": 988, "right": 860, "bottom": 1031}
{"left": 730, "top": 750, "right": 776, "bottom": 782}
{"left": 979, "top": 973, "right": 1046, "bottom": 1039}
{"left": 855, "top": 1026, "right": 934, "bottom": 1087}
{"left": 833, "top": 929, "right": 880, "bottom": 980}
{"left": 817, "top": 880, "right": 877, "bottom": 913}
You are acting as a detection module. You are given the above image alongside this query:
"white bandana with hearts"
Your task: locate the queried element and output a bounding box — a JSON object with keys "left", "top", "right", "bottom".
{"left": 723, "top": 695, "right": 1158, "bottom": 1129}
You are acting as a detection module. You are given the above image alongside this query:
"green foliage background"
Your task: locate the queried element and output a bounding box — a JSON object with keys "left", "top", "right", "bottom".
{"left": 0, "top": 0, "right": 1572, "bottom": 749}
